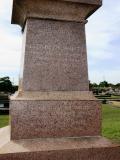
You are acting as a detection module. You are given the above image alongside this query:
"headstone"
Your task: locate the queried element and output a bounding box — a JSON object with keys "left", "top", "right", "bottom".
{"left": 0, "top": 0, "right": 120, "bottom": 159}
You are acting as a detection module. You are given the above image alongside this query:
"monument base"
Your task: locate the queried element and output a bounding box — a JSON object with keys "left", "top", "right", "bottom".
{"left": 0, "top": 126, "right": 120, "bottom": 160}
{"left": 10, "top": 91, "right": 101, "bottom": 140}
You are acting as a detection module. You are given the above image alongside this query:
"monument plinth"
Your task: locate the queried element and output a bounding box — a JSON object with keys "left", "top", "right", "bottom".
{"left": 0, "top": 0, "right": 120, "bottom": 159}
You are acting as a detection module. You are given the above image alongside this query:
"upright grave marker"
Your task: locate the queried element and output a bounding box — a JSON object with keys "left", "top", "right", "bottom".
{"left": 0, "top": 0, "right": 120, "bottom": 159}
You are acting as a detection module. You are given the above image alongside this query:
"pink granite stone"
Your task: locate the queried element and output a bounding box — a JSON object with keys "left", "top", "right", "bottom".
{"left": 20, "top": 19, "right": 89, "bottom": 91}
{"left": 10, "top": 99, "right": 101, "bottom": 140}
{"left": 1, "top": 147, "right": 120, "bottom": 160}
{"left": 12, "top": 0, "right": 102, "bottom": 28}
{"left": 0, "top": 127, "right": 120, "bottom": 160}
{"left": 1, "top": 0, "right": 119, "bottom": 159}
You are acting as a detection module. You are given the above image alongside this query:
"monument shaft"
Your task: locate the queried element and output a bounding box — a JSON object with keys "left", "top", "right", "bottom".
{"left": 21, "top": 19, "right": 89, "bottom": 91}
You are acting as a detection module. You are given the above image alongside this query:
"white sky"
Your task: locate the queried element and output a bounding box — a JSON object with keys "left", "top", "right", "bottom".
{"left": 0, "top": 0, "right": 120, "bottom": 84}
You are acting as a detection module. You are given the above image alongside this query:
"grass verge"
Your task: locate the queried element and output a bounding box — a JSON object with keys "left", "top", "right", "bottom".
{"left": 0, "top": 115, "right": 9, "bottom": 128}
{"left": 102, "top": 104, "right": 120, "bottom": 142}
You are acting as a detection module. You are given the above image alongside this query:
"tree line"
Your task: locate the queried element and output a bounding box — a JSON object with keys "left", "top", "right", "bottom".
{"left": 89, "top": 81, "right": 120, "bottom": 95}
{"left": 0, "top": 77, "right": 120, "bottom": 94}
{"left": 0, "top": 77, "right": 18, "bottom": 94}
{"left": 89, "top": 81, "right": 120, "bottom": 88}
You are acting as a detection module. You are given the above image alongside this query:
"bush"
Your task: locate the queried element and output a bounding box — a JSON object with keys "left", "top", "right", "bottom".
{"left": 102, "top": 99, "right": 107, "bottom": 104}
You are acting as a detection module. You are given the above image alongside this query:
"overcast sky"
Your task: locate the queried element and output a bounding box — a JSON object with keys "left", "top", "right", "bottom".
{"left": 0, "top": 0, "right": 120, "bottom": 84}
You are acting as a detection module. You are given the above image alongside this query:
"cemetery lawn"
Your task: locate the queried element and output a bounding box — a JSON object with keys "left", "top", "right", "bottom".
{"left": 0, "top": 104, "right": 120, "bottom": 143}
{"left": 102, "top": 104, "right": 120, "bottom": 142}
{"left": 0, "top": 115, "right": 9, "bottom": 128}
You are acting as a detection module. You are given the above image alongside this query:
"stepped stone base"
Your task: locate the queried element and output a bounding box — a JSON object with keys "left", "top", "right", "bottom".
{"left": 0, "top": 126, "right": 120, "bottom": 160}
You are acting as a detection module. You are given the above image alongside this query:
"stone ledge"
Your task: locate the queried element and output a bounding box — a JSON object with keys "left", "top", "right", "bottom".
{"left": 61, "top": 0, "right": 102, "bottom": 5}
{"left": 0, "top": 136, "right": 117, "bottom": 154}
{"left": 0, "top": 128, "right": 120, "bottom": 160}
{"left": 10, "top": 91, "right": 97, "bottom": 101}
{"left": 12, "top": 0, "right": 102, "bottom": 28}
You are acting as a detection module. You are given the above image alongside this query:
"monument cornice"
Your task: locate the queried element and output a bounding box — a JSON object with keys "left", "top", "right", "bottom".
{"left": 12, "top": 0, "right": 102, "bottom": 28}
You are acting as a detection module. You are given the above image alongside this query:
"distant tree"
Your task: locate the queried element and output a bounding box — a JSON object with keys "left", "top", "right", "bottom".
{"left": 89, "top": 81, "right": 98, "bottom": 88}
{"left": 0, "top": 77, "right": 18, "bottom": 93}
{"left": 89, "top": 81, "right": 92, "bottom": 91}
{"left": 12, "top": 85, "right": 18, "bottom": 93}
{"left": 108, "top": 83, "right": 114, "bottom": 88}
{"left": 115, "top": 83, "right": 120, "bottom": 89}
{"left": 89, "top": 80, "right": 120, "bottom": 95}
{"left": 92, "top": 83, "right": 98, "bottom": 88}
{"left": 99, "top": 81, "right": 109, "bottom": 88}
{"left": 89, "top": 81, "right": 99, "bottom": 94}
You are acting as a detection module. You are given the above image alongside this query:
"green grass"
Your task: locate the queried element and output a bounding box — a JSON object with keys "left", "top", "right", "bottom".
{"left": 0, "top": 115, "right": 9, "bottom": 128}
{"left": 111, "top": 95, "right": 120, "bottom": 99}
{"left": 102, "top": 104, "right": 120, "bottom": 142}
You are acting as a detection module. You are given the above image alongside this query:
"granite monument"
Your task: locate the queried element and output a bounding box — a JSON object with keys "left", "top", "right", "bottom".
{"left": 0, "top": 0, "right": 120, "bottom": 159}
